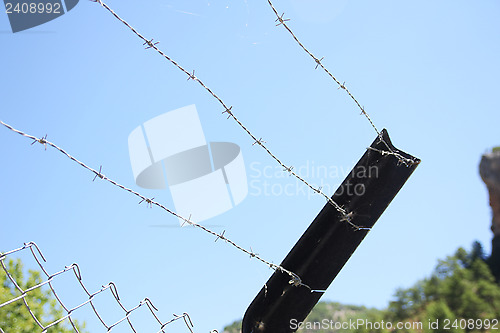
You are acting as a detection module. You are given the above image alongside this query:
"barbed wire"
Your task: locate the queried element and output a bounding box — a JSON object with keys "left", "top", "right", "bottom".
{"left": 266, "top": 0, "right": 379, "bottom": 135}
{"left": 0, "top": 242, "right": 199, "bottom": 333}
{"left": 266, "top": 0, "right": 419, "bottom": 168}
{"left": 87, "top": 0, "right": 377, "bottom": 230}
{"left": 0, "top": 120, "right": 311, "bottom": 292}
{"left": 0, "top": 2, "right": 422, "bottom": 331}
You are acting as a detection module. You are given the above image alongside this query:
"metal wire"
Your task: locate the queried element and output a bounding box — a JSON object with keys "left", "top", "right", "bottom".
{"left": 87, "top": 0, "right": 381, "bottom": 230}
{"left": 1, "top": 1, "right": 422, "bottom": 329}
{"left": 0, "top": 242, "right": 196, "bottom": 332}
{"left": 266, "top": 0, "right": 419, "bottom": 167}
{"left": 0, "top": 120, "right": 310, "bottom": 291}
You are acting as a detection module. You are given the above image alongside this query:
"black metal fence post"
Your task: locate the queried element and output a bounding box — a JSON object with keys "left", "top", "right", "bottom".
{"left": 242, "top": 129, "right": 420, "bottom": 333}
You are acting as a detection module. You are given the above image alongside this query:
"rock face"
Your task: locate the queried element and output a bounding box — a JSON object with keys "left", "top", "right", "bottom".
{"left": 480, "top": 149, "right": 500, "bottom": 237}
{"left": 480, "top": 148, "right": 500, "bottom": 281}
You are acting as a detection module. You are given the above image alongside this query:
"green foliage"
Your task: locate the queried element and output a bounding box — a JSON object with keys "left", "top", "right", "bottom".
{"left": 0, "top": 258, "right": 86, "bottom": 333}
{"left": 223, "top": 319, "right": 242, "bottom": 333}
{"left": 360, "top": 243, "right": 500, "bottom": 333}
{"left": 422, "top": 301, "right": 461, "bottom": 333}
{"left": 223, "top": 243, "right": 500, "bottom": 333}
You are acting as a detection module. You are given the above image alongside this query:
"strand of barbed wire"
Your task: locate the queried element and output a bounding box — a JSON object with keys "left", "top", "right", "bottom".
{"left": 266, "top": 0, "right": 419, "bottom": 167}
{"left": 0, "top": 120, "right": 314, "bottom": 292}
{"left": 86, "top": 0, "right": 377, "bottom": 230}
{"left": 1, "top": 2, "right": 421, "bottom": 332}
{"left": 266, "top": 0, "right": 379, "bottom": 135}
{"left": 0, "top": 242, "right": 197, "bottom": 333}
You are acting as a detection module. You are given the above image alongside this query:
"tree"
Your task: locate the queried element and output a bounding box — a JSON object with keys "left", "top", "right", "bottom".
{"left": 0, "top": 258, "right": 86, "bottom": 333}
{"left": 423, "top": 301, "right": 461, "bottom": 333}
{"left": 365, "top": 243, "right": 500, "bottom": 333}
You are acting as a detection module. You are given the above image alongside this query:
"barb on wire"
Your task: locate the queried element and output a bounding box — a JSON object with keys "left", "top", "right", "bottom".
{"left": 221, "top": 106, "right": 233, "bottom": 119}
{"left": 275, "top": 12, "right": 290, "bottom": 26}
{"left": 367, "top": 146, "right": 416, "bottom": 167}
{"left": 139, "top": 197, "right": 155, "bottom": 208}
{"left": 143, "top": 38, "right": 159, "bottom": 49}
{"left": 265, "top": 0, "right": 378, "bottom": 132}
{"left": 187, "top": 70, "right": 197, "bottom": 81}
{"left": 265, "top": 0, "right": 419, "bottom": 167}
{"left": 88, "top": 0, "right": 373, "bottom": 229}
{"left": 0, "top": 120, "right": 311, "bottom": 290}
{"left": 249, "top": 247, "right": 259, "bottom": 259}
{"left": 0, "top": 242, "right": 196, "bottom": 332}
{"left": 93, "top": 165, "right": 104, "bottom": 181}
{"left": 181, "top": 214, "right": 192, "bottom": 227}
{"left": 214, "top": 230, "right": 226, "bottom": 243}
{"left": 252, "top": 138, "right": 266, "bottom": 146}
{"left": 314, "top": 57, "right": 324, "bottom": 70}
{"left": 31, "top": 134, "right": 47, "bottom": 150}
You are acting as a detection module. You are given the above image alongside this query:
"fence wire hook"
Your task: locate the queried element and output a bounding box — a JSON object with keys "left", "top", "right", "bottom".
{"left": 69, "top": 263, "right": 82, "bottom": 281}
{"left": 25, "top": 242, "right": 47, "bottom": 262}
{"left": 108, "top": 282, "right": 121, "bottom": 301}
{"left": 142, "top": 297, "right": 159, "bottom": 311}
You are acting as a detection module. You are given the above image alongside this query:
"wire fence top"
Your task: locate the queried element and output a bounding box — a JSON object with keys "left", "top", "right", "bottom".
{"left": 0, "top": 242, "right": 201, "bottom": 333}
{"left": 0, "top": 0, "right": 430, "bottom": 331}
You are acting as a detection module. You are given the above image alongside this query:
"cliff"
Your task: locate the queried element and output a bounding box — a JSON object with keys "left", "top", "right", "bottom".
{"left": 479, "top": 148, "right": 500, "bottom": 281}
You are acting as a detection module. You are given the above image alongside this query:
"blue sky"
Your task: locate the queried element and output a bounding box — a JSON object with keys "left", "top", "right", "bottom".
{"left": 1, "top": 0, "right": 500, "bottom": 332}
